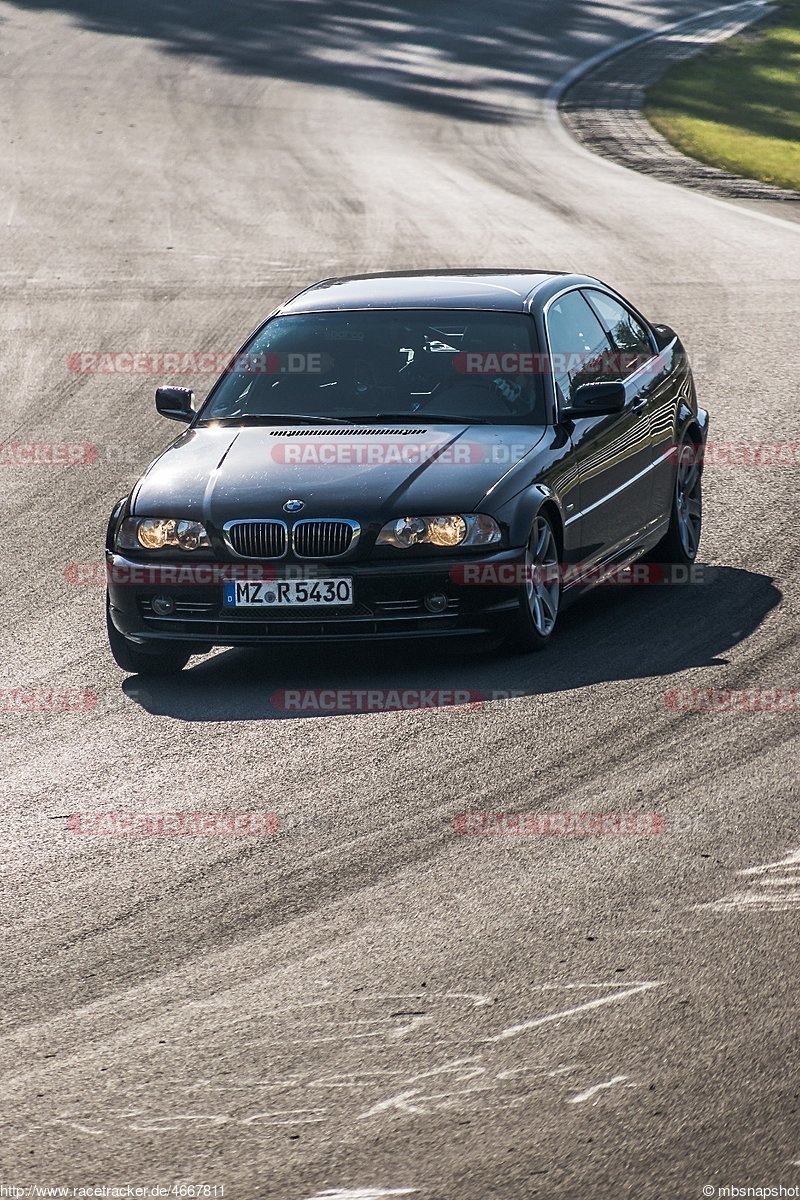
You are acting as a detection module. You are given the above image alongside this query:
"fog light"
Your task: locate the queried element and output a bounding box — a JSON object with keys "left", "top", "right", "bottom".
{"left": 151, "top": 595, "right": 175, "bottom": 616}
{"left": 424, "top": 592, "right": 448, "bottom": 613}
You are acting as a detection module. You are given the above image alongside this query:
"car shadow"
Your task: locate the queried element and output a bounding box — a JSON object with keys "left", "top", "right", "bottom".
{"left": 122, "top": 565, "right": 781, "bottom": 721}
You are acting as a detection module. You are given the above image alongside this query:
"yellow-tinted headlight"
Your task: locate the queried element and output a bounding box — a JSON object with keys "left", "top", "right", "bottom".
{"left": 137, "top": 518, "right": 174, "bottom": 549}
{"left": 427, "top": 515, "right": 467, "bottom": 546}
{"left": 115, "top": 517, "right": 210, "bottom": 553}
{"left": 376, "top": 514, "right": 501, "bottom": 549}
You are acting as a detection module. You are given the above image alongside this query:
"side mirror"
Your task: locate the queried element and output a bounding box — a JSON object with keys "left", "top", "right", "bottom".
{"left": 562, "top": 381, "right": 626, "bottom": 419}
{"left": 651, "top": 324, "right": 676, "bottom": 351}
{"left": 155, "top": 386, "right": 194, "bottom": 423}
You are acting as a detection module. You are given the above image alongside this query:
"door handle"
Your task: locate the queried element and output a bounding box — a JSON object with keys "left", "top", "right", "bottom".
{"left": 630, "top": 396, "right": 648, "bottom": 412}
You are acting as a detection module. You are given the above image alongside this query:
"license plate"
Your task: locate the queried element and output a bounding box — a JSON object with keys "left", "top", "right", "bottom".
{"left": 223, "top": 578, "right": 354, "bottom": 608}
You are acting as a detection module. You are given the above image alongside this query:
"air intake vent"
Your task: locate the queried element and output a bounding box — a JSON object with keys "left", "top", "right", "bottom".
{"left": 293, "top": 519, "right": 358, "bottom": 558}
{"left": 269, "top": 428, "right": 427, "bottom": 437}
{"left": 226, "top": 520, "right": 288, "bottom": 559}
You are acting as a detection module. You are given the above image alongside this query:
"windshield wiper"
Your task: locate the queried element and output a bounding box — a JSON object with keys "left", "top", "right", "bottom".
{"left": 369, "top": 412, "right": 491, "bottom": 425}
{"left": 200, "top": 413, "right": 354, "bottom": 426}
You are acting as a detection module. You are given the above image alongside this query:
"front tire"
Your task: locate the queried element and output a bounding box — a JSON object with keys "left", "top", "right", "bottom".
{"left": 503, "top": 512, "right": 561, "bottom": 653}
{"left": 106, "top": 595, "right": 191, "bottom": 676}
{"left": 653, "top": 437, "right": 703, "bottom": 564}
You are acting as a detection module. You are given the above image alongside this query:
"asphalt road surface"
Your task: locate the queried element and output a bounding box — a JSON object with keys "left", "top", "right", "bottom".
{"left": 1, "top": 1, "right": 798, "bottom": 1197}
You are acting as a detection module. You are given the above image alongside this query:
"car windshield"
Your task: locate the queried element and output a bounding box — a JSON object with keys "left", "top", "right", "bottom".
{"left": 199, "top": 309, "right": 546, "bottom": 425}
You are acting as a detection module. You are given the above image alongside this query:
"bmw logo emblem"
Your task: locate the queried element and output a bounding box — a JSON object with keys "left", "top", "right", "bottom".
{"left": 283, "top": 499, "right": 304, "bottom": 513}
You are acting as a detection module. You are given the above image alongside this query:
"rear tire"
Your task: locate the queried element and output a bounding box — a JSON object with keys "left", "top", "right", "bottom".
{"left": 106, "top": 594, "right": 191, "bottom": 676}
{"left": 503, "top": 512, "right": 561, "bottom": 653}
{"left": 652, "top": 437, "right": 703, "bottom": 564}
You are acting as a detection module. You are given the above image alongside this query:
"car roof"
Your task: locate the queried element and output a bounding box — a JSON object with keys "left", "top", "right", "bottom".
{"left": 277, "top": 270, "right": 576, "bottom": 314}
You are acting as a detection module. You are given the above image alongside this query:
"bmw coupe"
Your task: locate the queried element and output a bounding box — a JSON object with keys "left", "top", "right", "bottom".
{"left": 106, "top": 271, "right": 708, "bottom": 674}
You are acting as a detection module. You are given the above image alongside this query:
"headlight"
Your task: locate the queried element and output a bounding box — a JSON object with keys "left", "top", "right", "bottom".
{"left": 115, "top": 517, "right": 211, "bottom": 552}
{"left": 376, "top": 513, "right": 501, "bottom": 549}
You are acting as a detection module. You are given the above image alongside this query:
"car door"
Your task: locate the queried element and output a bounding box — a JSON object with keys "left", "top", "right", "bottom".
{"left": 545, "top": 288, "right": 654, "bottom": 567}
{"left": 584, "top": 287, "right": 676, "bottom": 529}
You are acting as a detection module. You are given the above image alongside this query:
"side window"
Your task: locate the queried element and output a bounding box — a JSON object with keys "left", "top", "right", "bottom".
{"left": 546, "top": 290, "right": 616, "bottom": 405}
{"left": 584, "top": 290, "right": 654, "bottom": 373}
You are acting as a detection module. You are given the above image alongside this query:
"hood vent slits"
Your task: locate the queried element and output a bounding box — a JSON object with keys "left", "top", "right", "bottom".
{"left": 269, "top": 428, "right": 428, "bottom": 437}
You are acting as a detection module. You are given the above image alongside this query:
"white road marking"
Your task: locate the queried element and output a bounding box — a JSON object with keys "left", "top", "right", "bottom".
{"left": 305, "top": 1190, "right": 418, "bottom": 1200}
{"left": 496, "top": 1063, "right": 578, "bottom": 1080}
{"left": 309, "top": 1070, "right": 408, "bottom": 1090}
{"left": 487, "top": 981, "right": 662, "bottom": 1041}
{"left": 358, "top": 1085, "right": 493, "bottom": 1120}
{"left": 704, "top": 889, "right": 800, "bottom": 911}
{"left": 702, "top": 848, "right": 800, "bottom": 910}
{"left": 390, "top": 1015, "right": 432, "bottom": 1038}
{"left": 129, "top": 1113, "right": 229, "bottom": 1131}
{"left": 358, "top": 986, "right": 659, "bottom": 1120}
{"left": 374, "top": 990, "right": 493, "bottom": 1007}
{"left": 740, "top": 848, "right": 800, "bottom": 875}
{"left": 357, "top": 1089, "right": 428, "bottom": 1118}
{"left": 239, "top": 1108, "right": 328, "bottom": 1126}
{"left": 52, "top": 1116, "right": 103, "bottom": 1134}
{"left": 568, "top": 1075, "right": 631, "bottom": 1104}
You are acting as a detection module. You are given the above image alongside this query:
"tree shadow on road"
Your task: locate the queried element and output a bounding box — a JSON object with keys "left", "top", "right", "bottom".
{"left": 122, "top": 565, "right": 782, "bottom": 721}
{"left": 7, "top": 0, "right": 682, "bottom": 123}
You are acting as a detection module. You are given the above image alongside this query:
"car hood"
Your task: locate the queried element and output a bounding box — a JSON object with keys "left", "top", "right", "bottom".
{"left": 130, "top": 423, "right": 547, "bottom": 521}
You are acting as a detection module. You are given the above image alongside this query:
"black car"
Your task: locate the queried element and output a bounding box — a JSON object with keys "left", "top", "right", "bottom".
{"left": 106, "top": 270, "right": 708, "bottom": 674}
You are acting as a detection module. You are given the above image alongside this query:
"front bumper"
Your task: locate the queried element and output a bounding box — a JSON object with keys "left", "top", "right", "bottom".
{"left": 106, "top": 549, "right": 525, "bottom": 647}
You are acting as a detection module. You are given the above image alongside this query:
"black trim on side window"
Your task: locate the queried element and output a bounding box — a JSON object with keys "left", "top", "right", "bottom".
{"left": 582, "top": 288, "right": 659, "bottom": 369}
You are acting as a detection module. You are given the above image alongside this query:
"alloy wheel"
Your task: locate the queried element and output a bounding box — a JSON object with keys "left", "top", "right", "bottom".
{"left": 525, "top": 515, "right": 560, "bottom": 636}
{"left": 676, "top": 443, "right": 702, "bottom": 559}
